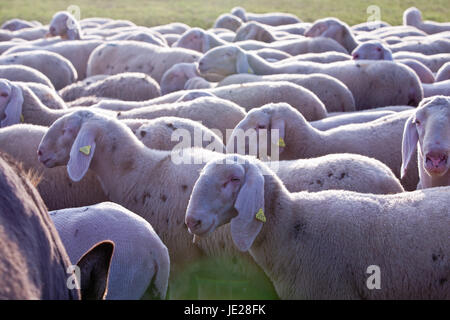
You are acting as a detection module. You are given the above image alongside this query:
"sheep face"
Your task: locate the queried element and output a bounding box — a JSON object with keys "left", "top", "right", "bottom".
{"left": 198, "top": 45, "right": 246, "bottom": 81}
{"left": 402, "top": 96, "right": 450, "bottom": 178}
{"left": 403, "top": 7, "right": 422, "bottom": 26}
{"left": 48, "top": 11, "right": 80, "bottom": 40}
{"left": 0, "top": 80, "right": 23, "bottom": 128}
{"left": 38, "top": 111, "right": 90, "bottom": 168}
{"left": 226, "top": 104, "right": 287, "bottom": 158}
{"left": 160, "top": 63, "right": 199, "bottom": 95}
{"left": 352, "top": 41, "right": 393, "bottom": 60}
{"left": 186, "top": 155, "right": 266, "bottom": 252}
{"left": 173, "top": 28, "right": 208, "bottom": 53}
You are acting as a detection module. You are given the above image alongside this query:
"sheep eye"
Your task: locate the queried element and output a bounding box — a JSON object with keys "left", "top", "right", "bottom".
{"left": 376, "top": 47, "right": 382, "bottom": 52}
{"left": 0, "top": 92, "right": 8, "bottom": 98}
{"left": 414, "top": 119, "right": 421, "bottom": 125}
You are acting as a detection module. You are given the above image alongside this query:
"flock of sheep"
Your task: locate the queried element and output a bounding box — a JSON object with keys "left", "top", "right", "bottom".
{"left": 0, "top": 6, "right": 449, "bottom": 300}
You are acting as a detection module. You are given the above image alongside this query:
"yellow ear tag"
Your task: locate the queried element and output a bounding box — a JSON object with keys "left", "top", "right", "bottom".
{"left": 278, "top": 137, "right": 286, "bottom": 147}
{"left": 20, "top": 114, "right": 24, "bottom": 123}
{"left": 255, "top": 208, "right": 266, "bottom": 223}
{"left": 248, "top": 67, "right": 254, "bottom": 74}
{"left": 79, "top": 145, "right": 91, "bottom": 156}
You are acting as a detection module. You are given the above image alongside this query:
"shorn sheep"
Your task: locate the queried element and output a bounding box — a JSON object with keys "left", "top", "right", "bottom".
{"left": 47, "top": 11, "right": 82, "bottom": 40}
{"left": 403, "top": 7, "right": 450, "bottom": 34}
{"left": 185, "top": 154, "right": 450, "bottom": 299}
{"left": 227, "top": 103, "right": 419, "bottom": 190}
{"left": 59, "top": 72, "right": 161, "bottom": 102}
{"left": 401, "top": 96, "right": 450, "bottom": 189}
{"left": 0, "top": 152, "right": 113, "bottom": 299}
{"left": 50, "top": 202, "right": 170, "bottom": 300}
{"left": 198, "top": 45, "right": 423, "bottom": 109}
{"left": 0, "top": 65, "right": 54, "bottom": 89}
{"left": 86, "top": 41, "right": 201, "bottom": 83}
{"left": 37, "top": 110, "right": 406, "bottom": 299}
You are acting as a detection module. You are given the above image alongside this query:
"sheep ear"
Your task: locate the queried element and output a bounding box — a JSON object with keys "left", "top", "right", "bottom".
{"left": 1, "top": 84, "right": 23, "bottom": 127}
{"left": 236, "top": 50, "right": 253, "bottom": 74}
{"left": 401, "top": 114, "right": 418, "bottom": 178}
{"left": 76, "top": 240, "right": 114, "bottom": 300}
{"left": 67, "top": 123, "right": 96, "bottom": 182}
{"left": 271, "top": 117, "right": 286, "bottom": 152}
{"left": 230, "top": 163, "right": 265, "bottom": 252}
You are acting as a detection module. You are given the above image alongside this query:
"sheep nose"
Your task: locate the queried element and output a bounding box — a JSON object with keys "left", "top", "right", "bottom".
{"left": 37, "top": 150, "right": 42, "bottom": 156}
{"left": 185, "top": 215, "right": 202, "bottom": 231}
{"left": 352, "top": 53, "right": 359, "bottom": 59}
{"left": 426, "top": 151, "right": 448, "bottom": 167}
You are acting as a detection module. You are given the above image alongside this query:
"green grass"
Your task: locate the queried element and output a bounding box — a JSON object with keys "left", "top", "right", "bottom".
{"left": 0, "top": 0, "right": 448, "bottom": 29}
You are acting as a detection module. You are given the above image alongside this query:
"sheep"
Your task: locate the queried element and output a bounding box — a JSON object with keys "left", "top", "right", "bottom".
{"left": 4, "top": 40, "right": 104, "bottom": 80}
{"left": 176, "top": 90, "right": 216, "bottom": 102}
{"left": 0, "top": 65, "right": 54, "bottom": 89}
{"left": 230, "top": 7, "right": 300, "bottom": 26}
{"left": 37, "top": 109, "right": 406, "bottom": 299}
{"left": 0, "top": 26, "right": 48, "bottom": 41}
{"left": 422, "top": 79, "right": 450, "bottom": 98}
{"left": 393, "top": 52, "right": 450, "bottom": 73}
{"left": 198, "top": 45, "right": 423, "bottom": 109}
{"left": 86, "top": 41, "right": 201, "bottom": 83}
{"left": 47, "top": 11, "right": 82, "bottom": 40}
{"left": 351, "top": 21, "right": 390, "bottom": 32}
{"left": 59, "top": 72, "right": 161, "bottom": 102}
{"left": 172, "top": 28, "right": 226, "bottom": 53}
{"left": 254, "top": 48, "right": 292, "bottom": 61}
{"left": 115, "top": 97, "right": 246, "bottom": 143}
{"left": 351, "top": 41, "right": 435, "bottom": 83}
{"left": 436, "top": 62, "right": 450, "bottom": 82}
{"left": 233, "top": 21, "right": 294, "bottom": 43}
{"left": 310, "top": 110, "right": 397, "bottom": 131}
{"left": 401, "top": 96, "right": 450, "bottom": 190}
{"left": 389, "top": 38, "right": 450, "bottom": 55}
{"left": 1, "top": 18, "right": 41, "bottom": 31}
{"left": 149, "top": 22, "right": 190, "bottom": 35}
{"left": 160, "top": 62, "right": 202, "bottom": 95}
{"left": 184, "top": 76, "right": 213, "bottom": 91}
{"left": 50, "top": 202, "right": 170, "bottom": 300}
{"left": 227, "top": 103, "right": 419, "bottom": 190}
{"left": 185, "top": 154, "right": 450, "bottom": 299}
{"left": 0, "top": 50, "right": 78, "bottom": 90}
{"left": 67, "top": 96, "right": 104, "bottom": 107}
{"left": 237, "top": 37, "right": 348, "bottom": 55}
{"left": 275, "top": 51, "right": 351, "bottom": 64}
{"left": 127, "top": 117, "right": 226, "bottom": 152}
{"left": 16, "top": 81, "right": 67, "bottom": 110}
{"left": 216, "top": 73, "right": 356, "bottom": 112}
{"left": 0, "top": 152, "right": 113, "bottom": 300}
{"left": 97, "top": 19, "right": 136, "bottom": 30}
{"left": 0, "top": 124, "right": 109, "bottom": 210}
{"left": 108, "top": 30, "right": 168, "bottom": 47}
{"left": 403, "top": 7, "right": 450, "bottom": 34}
{"left": 163, "top": 33, "right": 180, "bottom": 46}
{"left": 213, "top": 13, "right": 243, "bottom": 32}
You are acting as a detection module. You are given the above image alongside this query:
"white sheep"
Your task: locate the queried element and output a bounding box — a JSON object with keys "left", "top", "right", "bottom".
{"left": 16, "top": 81, "right": 66, "bottom": 110}
{"left": 351, "top": 40, "right": 435, "bottom": 83}
{"left": 108, "top": 30, "right": 168, "bottom": 47}
{"left": 1, "top": 18, "right": 41, "bottom": 31}
{"left": 0, "top": 124, "right": 108, "bottom": 210}
{"left": 37, "top": 109, "right": 406, "bottom": 299}
{"left": 47, "top": 11, "right": 82, "bottom": 40}
{"left": 0, "top": 65, "right": 54, "bottom": 89}
{"left": 185, "top": 154, "right": 450, "bottom": 299}
{"left": 233, "top": 21, "right": 297, "bottom": 43}
{"left": 0, "top": 50, "right": 78, "bottom": 90}
{"left": 422, "top": 80, "right": 450, "bottom": 97}
{"left": 4, "top": 40, "right": 104, "bottom": 80}
{"left": 389, "top": 38, "right": 450, "bottom": 55}
{"left": 217, "top": 73, "right": 355, "bottom": 112}
{"left": 86, "top": 41, "right": 201, "bottom": 83}
{"left": 403, "top": 7, "right": 450, "bottom": 34}
{"left": 227, "top": 103, "right": 419, "bottom": 190}
{"left": 59, "top": 72, "right": 161, "bottom": 102}
{"left": 184, "top": 76, "right": 213, "bottom": 91}
{"left": 275, "top": 51, "right": 351, "bottom": 64}
{"left": 198, "top": 45, "right": 423, "bottom": 109}
{"left": 401, "top": 96, "right": 450, "bottom": 189}
{"left": 0, "top": 26, "right": 48, "bottom": 41}
{"left": 310, "top": 110, "right": 396, "bottom": 131}
{"left": 172, "top": 28, "right": 227, "bottom": 53}
{"left": 436, "top": 62, "right": 450, "bottom": 82}
{"left": 392, "top": 52, "right": 450, "bottom": 73}
{"left": 50, "top": 202, "right": 170, "bottom": 300}
{"left": 160, "top": 62, "right": 202, "bottom": 95}
{"left": 230, "top": 7, "right": 300, "bottom": 26}
{"left": 213, "top": 13, "right": 243, "bottom": 32}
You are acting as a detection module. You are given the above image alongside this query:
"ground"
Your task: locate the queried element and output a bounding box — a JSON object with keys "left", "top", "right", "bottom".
{"left": 0, "top": 0, "right": 449, "bottom": 29}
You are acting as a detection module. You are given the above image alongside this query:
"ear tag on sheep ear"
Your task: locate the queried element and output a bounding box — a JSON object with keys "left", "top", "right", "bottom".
{"left": 20, "top": 114, "right": 24, "bottom": 123}
{"left": 255, "top": 208, "right": 266, "bottom": 223}
{"left": 278, "top": 138, "right": 286, "bottom": 148}
{"left": 79, "top": 145, "right": 91, "bottom": 156}
{"left": 248, "top": 67, "right": 254, "bottom": 74}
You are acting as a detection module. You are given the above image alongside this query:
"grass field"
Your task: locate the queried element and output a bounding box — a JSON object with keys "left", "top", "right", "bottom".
{"left": 0, "top": 0, "right": 449, "bottom": 29}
